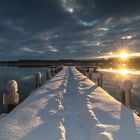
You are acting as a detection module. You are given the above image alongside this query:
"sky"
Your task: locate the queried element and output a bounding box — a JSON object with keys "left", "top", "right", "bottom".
{"left": 0, "top": 0, "right": 140, "bottom": 60}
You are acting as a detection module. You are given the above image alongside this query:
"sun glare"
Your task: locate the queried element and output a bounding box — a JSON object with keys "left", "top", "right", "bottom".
{"left": 119, "top": 52, "right": 128, "bottom": 59}
{"left": 120, "top": 69, "right": 128, "bottom": 75}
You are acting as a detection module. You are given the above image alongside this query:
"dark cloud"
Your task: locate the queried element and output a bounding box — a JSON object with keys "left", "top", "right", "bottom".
{"left": 0, "top": 0, "right": 74, "bottom": 32}
{"left": 94, "top": 0, "right": 140, "bottom": 18}
{"left": 0, "top": 0, "right": 140, "bottom": 60}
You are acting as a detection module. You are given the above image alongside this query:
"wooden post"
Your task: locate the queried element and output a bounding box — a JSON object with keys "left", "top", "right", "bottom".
{"left": 97, "top": 72, "right": 103, "bottom": 87}
{"left": 46, "top": 69, "right": 51, "bottom": 80}
{"left": 3, "top": 80, "right": 19, "bottom": 113}
{"left": 52, "top": 67, "right": 55, "bottom": 76}
{"left": 7, "top": 80, "right": 18, "bottom": 94}
{"left": 36, "top": 72, "right": 42, "bottom": 88}
{"left": 89, "top": 69, "right": 92, "bottom": 79}
{"left": 83, "top": 68, "right": 86, "bottom": 76}
{"left": 121, "top": 91, "right": 125, "bottom": 105}
{"left": 121, "top": 80, "right": 133, "bottom": 108}
{"left": 85, "top": 68, "right": 89, "bottom": 78}
{"left": 50, "top": 67, "right": 54, "bottom": 77}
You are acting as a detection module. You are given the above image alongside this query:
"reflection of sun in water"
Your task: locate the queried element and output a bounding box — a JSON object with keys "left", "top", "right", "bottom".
{"left": 120, "top": 69, "right": 128, "bottom": 75}
{"left": 122, "top": 64, "right": 126, "bottom": 67}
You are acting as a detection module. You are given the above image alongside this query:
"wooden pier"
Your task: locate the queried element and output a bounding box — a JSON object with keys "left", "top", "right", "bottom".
{"left": 0, "top": 67, "right": 140, "bottom": 140}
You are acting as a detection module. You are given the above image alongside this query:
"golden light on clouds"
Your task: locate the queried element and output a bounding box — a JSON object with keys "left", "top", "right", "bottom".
{"left": 93, "top": 47, "right": 140, "bottom": 59}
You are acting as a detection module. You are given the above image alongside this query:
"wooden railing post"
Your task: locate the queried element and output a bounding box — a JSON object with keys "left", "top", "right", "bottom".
{"left": 36, "top": 72, "right": 42, "bottom": 88}
{"left": 121, "top": 80, "right": 133, "bottom": 108}
{"left": 3, "top": 80, "right": 19, "bottom": 113}
{"left": 46, "top": 69, "right": 51, "bottom": 80}
{"left": 97, "top": 72, "right": 103, "bottom": 87}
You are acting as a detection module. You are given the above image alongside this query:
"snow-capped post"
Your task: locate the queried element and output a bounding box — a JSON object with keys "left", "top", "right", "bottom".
{"left": 97, "top": 72, "right": 103, "bottom": 87}
{"left": 46, "top": 68, "right": 51, "bottom": 80}
{"left": 3, "top": 80, "right": 19, "bottom": 113}
{"left": 121, "top": 80, "right": 133, "bottom": 108}
{"left": 36, "top": 72, "right": 42, "bottom": 88}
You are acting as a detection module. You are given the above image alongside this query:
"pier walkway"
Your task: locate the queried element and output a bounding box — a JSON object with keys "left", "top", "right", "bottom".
{"left": 0, "top": 67, "right": 140, "bottom": 140}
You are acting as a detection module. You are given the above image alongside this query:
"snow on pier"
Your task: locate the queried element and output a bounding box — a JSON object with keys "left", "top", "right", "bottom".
{"left": 0, "top": 67, "right": 140, "bottom": 140}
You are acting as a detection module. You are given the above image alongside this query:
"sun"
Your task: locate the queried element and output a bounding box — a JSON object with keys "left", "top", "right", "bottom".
{"left": 119, "top": 52, "right": 128, "bottom": 59}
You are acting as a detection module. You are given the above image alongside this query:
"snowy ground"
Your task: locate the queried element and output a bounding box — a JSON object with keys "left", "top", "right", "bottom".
{"left": 0, "top": 66, "right": 140, "bottom": 140}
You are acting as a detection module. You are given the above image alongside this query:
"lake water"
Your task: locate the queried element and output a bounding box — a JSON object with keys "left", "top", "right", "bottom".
{"left": 0, "top": 66, "right": 140, "bottom": 114}
{"left": 0, "top": 66, "right": 47, "bottom": 113}
{"left": 100, "top": 68, "right": 140, "bottom": 113}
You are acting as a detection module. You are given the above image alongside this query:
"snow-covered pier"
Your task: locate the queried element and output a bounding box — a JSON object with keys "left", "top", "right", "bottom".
{"left": 0, "top": 67, "right": 140, "bottom": 140}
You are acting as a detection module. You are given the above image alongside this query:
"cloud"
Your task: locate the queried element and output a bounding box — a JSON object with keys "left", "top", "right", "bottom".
{"left": 94, "top": 0, "right": 140, "bottom": 18}
{"left": 21, "top": 47, "right": 35, "bottom": 53}
{"left": 0, "top": 0, "right": 140, "bottom": 60}
{"left": 46, "top": 45, "right": 59, "bottom": 52}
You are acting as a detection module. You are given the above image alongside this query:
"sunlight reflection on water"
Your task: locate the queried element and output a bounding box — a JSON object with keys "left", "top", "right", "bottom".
{"left": 0, "top": 66, "right": 140, "bottom": 114}
{"left": 99, "top": 68, "right": 140, "bottom": 75}
{"left": 98, "top": 68, "right": 140, "bottom": 112}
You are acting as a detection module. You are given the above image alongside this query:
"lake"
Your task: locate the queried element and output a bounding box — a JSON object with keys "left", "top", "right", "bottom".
{"left": 0, "top": 66, "right": 140, "bottom": 114}
{"left": 100, "top": 68, "right": 140, "bottom": 113}
{"left": 0, "top": 66, "right": 47, "bottom": 113}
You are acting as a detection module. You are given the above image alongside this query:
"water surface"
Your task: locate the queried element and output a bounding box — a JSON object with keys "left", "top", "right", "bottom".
{"left": 99, "top": 68, "right": 140, "bottom": 112}
{"left": 0, "top": 66, "right": 140, "bottom": 114}
{"left": 0, "top": 66, "right": 47, "bottom": 113}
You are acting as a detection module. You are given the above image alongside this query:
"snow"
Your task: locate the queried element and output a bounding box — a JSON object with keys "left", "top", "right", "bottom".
{"left": 0, "top": 66, "right": 140, "bottom": 140}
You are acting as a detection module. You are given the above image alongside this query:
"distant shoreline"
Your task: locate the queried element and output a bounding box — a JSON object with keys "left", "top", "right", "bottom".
{"left": 1, "top": 58, "right": 140, "bottom": 69}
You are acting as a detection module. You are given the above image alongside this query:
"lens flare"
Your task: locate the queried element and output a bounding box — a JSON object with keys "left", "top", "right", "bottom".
{"left": 119, "top": 52, "right": 128, "bottom": 59}
{"left": 120, "top": 69, "right": 128, "bottom": 75}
